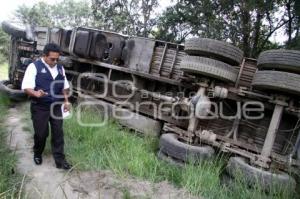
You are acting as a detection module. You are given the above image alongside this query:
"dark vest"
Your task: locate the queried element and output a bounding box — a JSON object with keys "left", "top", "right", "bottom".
{"left": 32, "top": 59, "right": 65, "bottom": 104}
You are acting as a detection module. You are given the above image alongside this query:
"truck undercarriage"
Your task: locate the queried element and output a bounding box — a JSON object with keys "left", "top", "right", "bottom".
{"left": 2, "top": 21, "right": 300, "bottom": 191}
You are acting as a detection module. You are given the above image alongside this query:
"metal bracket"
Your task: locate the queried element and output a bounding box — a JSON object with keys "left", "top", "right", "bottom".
{"left": 225, "top": 117, "right": 240, "bottom": 141}
{"left": 254, "top": 102, "right": 285, "bottom": 169}
{"left": 237, "top": 87, "right": 272, "bottom": 100}
{"left": 269, "top": 97, "right": 289, "bottom": 106}
{"left": 163, "top": 123, "right": 194, "bottom": 143}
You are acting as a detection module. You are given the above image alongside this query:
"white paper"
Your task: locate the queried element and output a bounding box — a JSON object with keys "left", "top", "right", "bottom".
{"left": 61, "top": 104, "right": 71, "bottom": 119}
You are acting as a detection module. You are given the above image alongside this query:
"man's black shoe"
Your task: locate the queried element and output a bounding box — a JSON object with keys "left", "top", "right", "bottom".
{"left": 55, "top": 160, "right": 72, "bottom": 170}
{"left": 33, "top": 155, "right": 42, "bottom": 165}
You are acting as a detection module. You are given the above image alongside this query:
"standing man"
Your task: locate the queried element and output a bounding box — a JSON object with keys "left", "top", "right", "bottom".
{"left": 22, "top": 43, "right": 72, "bottom": 170}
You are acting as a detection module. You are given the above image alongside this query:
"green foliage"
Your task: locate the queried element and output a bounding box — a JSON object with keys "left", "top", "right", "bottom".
{"left": 285, "top": 0, "right": 300, "bottom": 49}
{"left": 11, "top": 0, "right": 299, "bottom": 55}
{"left": 14, "top": 0, "right": 158, "bottom": 36}
{"left": 154, "top": 0, "right": 298, "bottom": 58}
{"left": 91, "top": 0, "right": 158, "bottom": 36}
{"left": 15, "top": 0, "right": 92, "bottom": 27}
{"left": 287, "top": 35, "right": 300, "bottom": 50}
{"left": 51, "top": 0, "right": 93, "bottom": 27}
{"left": 15, "top": 2, "right": 53, "bottom": 26}
{"left": 153, "top": 0, "right": 226, "bottom": 43}
{"left": 0, "top": 93, "right": 21, "bottom": 197}
{"left": 51, "top": 106, "right": 299, "bottom": 199}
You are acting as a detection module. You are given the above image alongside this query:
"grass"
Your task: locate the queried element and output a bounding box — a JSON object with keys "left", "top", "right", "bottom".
{"left": 0, "top": 92, "right": 21, "bottom": 198}
{"left": 59, "top": 106, "right": 298, "bottom": 199}
{"left": 0, "top": 62, "right": 8, "bottom": 80}
{"left": 18, "top": 103, "right": 299, "bottom": 199}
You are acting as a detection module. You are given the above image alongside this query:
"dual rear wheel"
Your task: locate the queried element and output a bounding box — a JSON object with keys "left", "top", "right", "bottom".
{"left": 166, "top": 40, "right": 300, "bottom": 191}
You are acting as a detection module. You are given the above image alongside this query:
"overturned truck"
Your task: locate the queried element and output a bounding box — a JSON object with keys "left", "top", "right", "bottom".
{"left": 2, "top": 21, "right": 300, "bottom": 190}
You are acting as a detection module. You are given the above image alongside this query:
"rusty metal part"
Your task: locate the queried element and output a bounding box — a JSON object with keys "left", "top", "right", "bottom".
{"left": 235, "top": 58, "right": 246, "bottom": 88}
{"left": 169, "top": 45, "right": 179, "bottom": 78}
{"left": 235, "top": 58, "right": 257, "bottom": 88}
{"left": 195, "top": 130, "right": 217, "bottom": 142}
{"left": 195, "top": 96, "right": 211, "bottom": 119}
{"left": 290, "top": 129, "right": 300, "bottom": 158}
{"left": 150, "top": 45, "right": 185, "bottom": 80}
{"left": 213, "top": 86, "right": 228, "bottom": 98}
{"left": 187, "top": 87, "right": 207, "bottom": 133}
{"left": 254, "top": 103, "right": 285, "bottom": 168}
{"left": 225, "top": 117, "right": 240, "bottom": 141}
{"left": 163, "top": 123, "right": 194, "bottom": 143}
{"left": 187, "top": 117, "right": 199, "bottom": 133}
{"left": 164, "top": 123, "right": 257, "bottom": 161}
{"left": 163, "top": 123, "right": 300, "bottom": 168}
{"left": 178, "top": 98, "right": 191, "bottom": 112}
{"left": 157, "top": 43, "right": 168, "bottom": 75}
{"left": 230, "top": 87, "right": 273, "bottom": 100}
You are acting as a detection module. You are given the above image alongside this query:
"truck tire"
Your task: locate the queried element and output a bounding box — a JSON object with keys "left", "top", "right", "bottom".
{"left": 184, "top": 38, "right": 244, "bottom": 66}
{"left": 180, "top": 56, "right": 238, "bottom": 82}
{"left": 157, "top": 150, "right": 185, "bottom": 167}
{"left": 226, "top": 157, "right": 296, "bottom": 191}
{"left": 257, "top": 50, "right": 300, "bottom": 73}
{"left": 0, "top": 80, "right": 27, "bottom": 101}
{"left": 159, "top": 133, "right": 214, "bottom": 163}
{"left": 251, "top": 70, "right": 300, "bottom": 96}
{"left": 1, "top": 21, "right": 26, "bottom": 39}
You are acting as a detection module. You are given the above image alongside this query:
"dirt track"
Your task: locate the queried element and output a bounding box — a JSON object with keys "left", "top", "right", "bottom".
{"left": 5, "top": 104, "right": 199, "bottom": 199}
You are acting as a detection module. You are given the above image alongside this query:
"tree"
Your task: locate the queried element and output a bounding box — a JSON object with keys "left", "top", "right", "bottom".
{"left": 284, "top": 0, "right": 300, "bottom": 49}
{"left": 11, "top": 0, "right": 299, "bottom": 56}
{"left": 91, "top": 0, "right": 158, "bottom": 36}
{"left": 51, "top": 0, "right": 93, "bottom": 27}
{"left": 140, "top": 0, "right": 159, "bottom": 37}
{"left": 13, "top": 0, "right": 159, "bottom": 36}
{"left": 15, "top": 2, "right": 53, "bottom": 27}
{"left": 155, "top": 0, "right": 294, "bottom": 58}
{"left": 14, "top": 0, "right": 92, "bottom": 28}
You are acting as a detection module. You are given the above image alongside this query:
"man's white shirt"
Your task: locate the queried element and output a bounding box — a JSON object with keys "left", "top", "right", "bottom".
{"left": 21, "top": 58, "right": 70, "bottom": 90}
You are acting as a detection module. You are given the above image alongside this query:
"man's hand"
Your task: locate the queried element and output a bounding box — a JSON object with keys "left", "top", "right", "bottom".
{"left": 34, "top": 89, "right": 48, "bottom": 98}
{"left": 24, "top": 88, "right": 48, "bottom": 98}
{"left": 63, "top": 101, "right": 71, "bottom": 112}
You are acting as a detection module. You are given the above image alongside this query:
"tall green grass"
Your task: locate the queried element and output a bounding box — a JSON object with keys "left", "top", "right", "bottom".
{"left": 60, "top": 107, "right": 298, "bottom": 199}
{"left": 0, "top": 93, "right": 21, "bottom": 198}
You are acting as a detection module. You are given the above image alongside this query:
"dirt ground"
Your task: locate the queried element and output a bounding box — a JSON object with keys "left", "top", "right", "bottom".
{"left": 5, "top": 104, "right": 200, "bottom": 199}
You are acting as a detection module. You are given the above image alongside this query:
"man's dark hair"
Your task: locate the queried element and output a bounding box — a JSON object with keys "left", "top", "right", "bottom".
{"left": 43, "top": 43, "right": 61, "bottom": 56}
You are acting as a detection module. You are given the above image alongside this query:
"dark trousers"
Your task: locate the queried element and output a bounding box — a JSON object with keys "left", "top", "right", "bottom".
{"left": 31, "top": 102, "right": 65, "bottom": 162}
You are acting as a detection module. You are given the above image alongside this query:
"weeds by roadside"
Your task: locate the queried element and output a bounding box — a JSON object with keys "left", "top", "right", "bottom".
{"left": 59, "top": 107, "right": 298, "bottom": 199}
{"left": 17, "top": 103, "right": 299, "bottom": 199}
{"left": 0, "top": 93, "right": 21, "bottom": 198}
